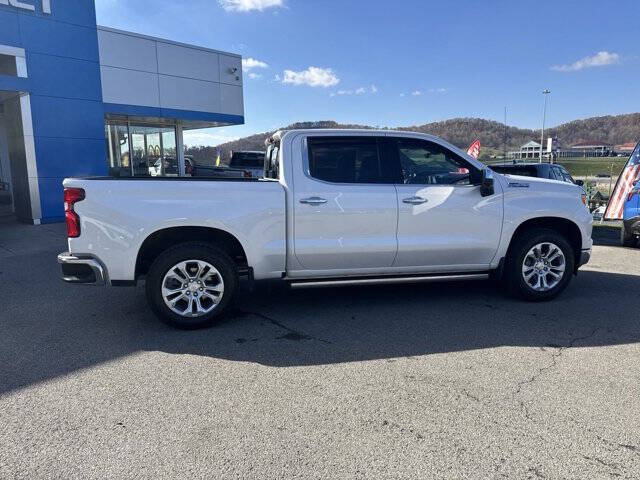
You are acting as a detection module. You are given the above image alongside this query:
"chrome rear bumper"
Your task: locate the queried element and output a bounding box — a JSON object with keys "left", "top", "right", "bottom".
{"left": 58, "top": 252, "right": 107, "bottom": 286}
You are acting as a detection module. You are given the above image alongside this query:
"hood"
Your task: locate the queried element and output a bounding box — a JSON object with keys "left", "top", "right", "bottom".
{"left": 494, "top": 173, "right": 582, "bottom": 193}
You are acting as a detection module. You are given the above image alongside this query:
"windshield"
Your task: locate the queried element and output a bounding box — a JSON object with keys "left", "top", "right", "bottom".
{"left": 230, "top": 152, "right": 264, "bottom": 168}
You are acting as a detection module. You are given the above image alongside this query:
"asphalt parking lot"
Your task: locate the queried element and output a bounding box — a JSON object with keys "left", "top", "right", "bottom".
{"left": 1, "top": 220, "right": 639, "bottom": 479}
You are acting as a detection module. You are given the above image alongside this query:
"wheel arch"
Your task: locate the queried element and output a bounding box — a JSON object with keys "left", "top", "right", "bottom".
{"left": 135, "top": 226, "right": 249, "bottom": 279}
{"left": 507, "top": 216, "right": 582, "bottom": 267}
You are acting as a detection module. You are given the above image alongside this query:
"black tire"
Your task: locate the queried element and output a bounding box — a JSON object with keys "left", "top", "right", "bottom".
{"left": 145, "top": 242, "right": 238, "bottom": 329}
{"left": 505, "top": 228, "right": 575, "bottom": 301}
{"left": 621, "top": 224, "right": 637, "bottom": 248}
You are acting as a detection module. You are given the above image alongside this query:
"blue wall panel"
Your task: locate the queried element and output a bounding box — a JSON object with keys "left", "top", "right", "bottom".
{"left": 37, "top": 176, "right": 65, "bottom": 221}
{"left": 28, "top": 53, "right": 102, "bottom": 101}
{"left": 45, "top": 0, "right": 99, "bottom": 28}
{"left": 0, "top": 9, "right": 20, "bottom": 45}
{"left": 18, "top": 15, "right": 100, "bottom": 62}
{"left": 30, "top": 96, "right": 105, "bottom": 140}
{"left": 35, "top": 137, "right": 107, "bottom": 178}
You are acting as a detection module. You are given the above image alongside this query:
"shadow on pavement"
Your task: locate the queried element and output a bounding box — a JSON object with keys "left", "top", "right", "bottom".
{"left": 1, "top": 240, "right": 639, "bottom": 395}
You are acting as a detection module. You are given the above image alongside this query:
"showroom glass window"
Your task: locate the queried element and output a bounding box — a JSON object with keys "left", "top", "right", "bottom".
{"left": 105, "top": 122, "right": 178, "bottom": 177}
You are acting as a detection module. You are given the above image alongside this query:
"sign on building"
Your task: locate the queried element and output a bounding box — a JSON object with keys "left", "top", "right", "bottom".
{"left": 0, "top": 0, "right": 51, "bottom": 14}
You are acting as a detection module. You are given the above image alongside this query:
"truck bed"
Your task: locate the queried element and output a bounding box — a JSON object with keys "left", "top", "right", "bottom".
{"left": 64, "top": 177, "right": 286, "bottom": 282}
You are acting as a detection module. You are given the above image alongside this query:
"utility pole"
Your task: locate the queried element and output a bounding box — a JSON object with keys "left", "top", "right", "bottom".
{"left": 608, "top": 163, "right": 613, "bottom": 198}
{"left": 504, "top": 106, "right": 508, "bottom": 165}
{"left": 540, "top": 89, "right": 551, "bottom": 163}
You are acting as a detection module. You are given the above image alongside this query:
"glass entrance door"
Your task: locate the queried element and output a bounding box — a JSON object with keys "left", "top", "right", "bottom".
{"left": 105, "top": 122, "right": 178, "bottom": 177}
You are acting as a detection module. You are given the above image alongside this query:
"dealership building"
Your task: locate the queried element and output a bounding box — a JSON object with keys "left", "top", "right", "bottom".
{"left": 0, "top": 0, "right": 244, "bottom": 224}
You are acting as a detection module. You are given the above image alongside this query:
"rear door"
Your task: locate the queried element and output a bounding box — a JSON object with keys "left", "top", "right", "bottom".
{"left": 391, "top": 137, "right": 503, "bottom": 268}
{"left": 292, "top": 135, "right": 399, "bottom": 271}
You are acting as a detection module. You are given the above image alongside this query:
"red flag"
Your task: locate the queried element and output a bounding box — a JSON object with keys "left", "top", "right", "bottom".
{"left": 467, "top": 140, "right": 481, "bottom": 159}
{"left": 604, "top": 142, "right": 640, "bottom": 220}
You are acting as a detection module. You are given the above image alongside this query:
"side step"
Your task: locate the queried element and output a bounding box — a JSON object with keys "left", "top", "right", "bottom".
{"left": 288, "top": 273, "right": 489, "bottom": 289}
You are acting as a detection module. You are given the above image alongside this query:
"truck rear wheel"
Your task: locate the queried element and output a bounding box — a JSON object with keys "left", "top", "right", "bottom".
{"left": 145, "top": 242, "right": 238, "bottom": 329}
{"left": 505, "top": 228, "right": 575, "bottom": 301}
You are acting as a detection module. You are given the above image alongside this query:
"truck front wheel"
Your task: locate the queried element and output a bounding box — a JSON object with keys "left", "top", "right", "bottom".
{"left": 505, "top": 228, "right": 575, "bottom": 301}
{"left": 145, "top": 242, "right": 238, "bottom": 329}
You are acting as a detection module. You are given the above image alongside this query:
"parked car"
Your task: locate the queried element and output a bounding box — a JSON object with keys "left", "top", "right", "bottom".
{"left": 229, "top": 150, "right": 265, "bottom": 178}
{"left": 592, "top": 206, "right": 605, "bottom": 222}
{"left": 59, "top": 130, "right": 593, "bottom": 329}
{"left": 490, "top": 163, "right": 584, "bottom": 186}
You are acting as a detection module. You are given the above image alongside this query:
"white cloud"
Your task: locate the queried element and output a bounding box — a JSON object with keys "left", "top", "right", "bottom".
{"left": 282, "top": 66, "right": 340, "bottom": 87}
{"left": 219, "top": 0, "right": 283, "bottom": 12}
{"left": 248, "top": 72, "right": 262, "bottom": 79}
{"left": 551, "top": 51, "right": 620, "bottom": 72}
{"left": 355, "top": 87, "right": 366, "bottom": 95}
{"left": 337, "top": 90, "right": 352, "bottom": 95}
{"left": 411, "top": 90, "right": 422, "bottom": 96}
{"left": 428, "top": 87, "right": 447, "bottom": 94}
{"left": 370, "top": 84, "right": 378, "bottom": 94}
{"left": 273, "top": 74, "right": 281, "bottom": 82}
{"left": 242, "top": 57, "right": 268, "bottom": 71}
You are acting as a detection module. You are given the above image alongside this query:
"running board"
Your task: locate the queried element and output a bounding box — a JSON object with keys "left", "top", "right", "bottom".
{"left": 288, "top": 273, "right": 489, "bottom": 289}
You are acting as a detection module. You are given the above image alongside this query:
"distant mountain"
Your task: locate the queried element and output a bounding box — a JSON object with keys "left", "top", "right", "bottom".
{"left": 186, "top": 114, "right": 640, "bottom": 164}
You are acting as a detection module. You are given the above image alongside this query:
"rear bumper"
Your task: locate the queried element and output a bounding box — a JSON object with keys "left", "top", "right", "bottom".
{"left": 58, "top": 252, "right": 107, "bottom": 286}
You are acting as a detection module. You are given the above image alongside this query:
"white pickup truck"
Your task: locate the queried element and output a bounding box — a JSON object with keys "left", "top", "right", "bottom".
{"left": 59, "top": 129, "right": 592, "bottom": 328}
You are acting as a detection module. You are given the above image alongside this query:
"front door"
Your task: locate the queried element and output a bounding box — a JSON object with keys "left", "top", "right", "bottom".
{"left": 392, "top": 137, "right": 503, "bottom": 269}
{"left": 293, "top": 135, "right": 398, "bottom": 271}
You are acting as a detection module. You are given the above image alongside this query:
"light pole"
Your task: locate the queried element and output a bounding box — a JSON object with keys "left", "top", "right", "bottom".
{"left": 540, "top": 89, "right": 551, "bottom": 163}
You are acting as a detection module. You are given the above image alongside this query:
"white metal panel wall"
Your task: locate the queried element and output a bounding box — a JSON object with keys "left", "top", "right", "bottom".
{"left": 156, "top": 42, "right": 220, "bottom": 82}
{"left": 97, "top": 29, "right": 158, "bottom": 72}
{"left": 100, "top": 66, "right": 160, "bottom": 107}
{"left": 97, "top": 27, "right": 244, "bottom": 118}
{"left": 159, "top": 76, "right": 221, "bottom": 112}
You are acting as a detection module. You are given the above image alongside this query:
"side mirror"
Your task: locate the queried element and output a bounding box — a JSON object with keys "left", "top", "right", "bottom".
{"left": 480, "top": 168, "right": 495, "bottom": 197}
{"left": 575, "top": 179, "right": 584, "bottom": 186}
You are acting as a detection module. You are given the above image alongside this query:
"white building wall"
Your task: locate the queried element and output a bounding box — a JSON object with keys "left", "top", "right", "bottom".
{"left": 97, "top": 27, "right": 244, "bottom": 118}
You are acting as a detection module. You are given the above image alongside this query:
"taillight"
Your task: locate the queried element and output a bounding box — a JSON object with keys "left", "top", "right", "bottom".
{"left": 64, "top": 187, "right": 85, "bottom": 238}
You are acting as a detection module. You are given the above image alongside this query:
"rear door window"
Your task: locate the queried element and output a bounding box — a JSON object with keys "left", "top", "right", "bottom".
{"left": 307, "top": 137, "right": 396, "bottom": 184}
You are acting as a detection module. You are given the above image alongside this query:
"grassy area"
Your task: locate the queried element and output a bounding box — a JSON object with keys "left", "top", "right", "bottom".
{"left": 556, "top": 157, "right": 627, "bottom": 178}
{"left": 486, "top": 157, "right": 628, "bottom": 179}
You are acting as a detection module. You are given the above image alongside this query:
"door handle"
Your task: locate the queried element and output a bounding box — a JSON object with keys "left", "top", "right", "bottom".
{"left": 403, "top": 196, "right": 428, "bottom": 205}
{"left": 300, "top": 196, "right": 328, "bottom": 205}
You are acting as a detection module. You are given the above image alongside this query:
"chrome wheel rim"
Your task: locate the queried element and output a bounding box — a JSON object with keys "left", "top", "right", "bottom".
{"left": 522, "top": 242, "right": 566, "bottom": 292}
{"left": 161, "top": 260, "right": 224, "bottom": 317}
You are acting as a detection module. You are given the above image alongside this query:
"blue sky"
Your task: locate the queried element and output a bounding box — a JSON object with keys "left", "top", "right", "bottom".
{"left": 95, "top": 0, "right": 640, "bottom": 147}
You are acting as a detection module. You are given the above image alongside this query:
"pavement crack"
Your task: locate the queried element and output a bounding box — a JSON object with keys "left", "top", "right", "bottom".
{"left": 238, "top": 310, "right": 332, "bottom": 344}
{"left": 619, "top": 443, "right": 639, "bottom": 453}
{"left": 512, "top": 328, "right": 601, "bottom": 420}
{"left": 461, "top": 389, "right": 480, "bottom": 403}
